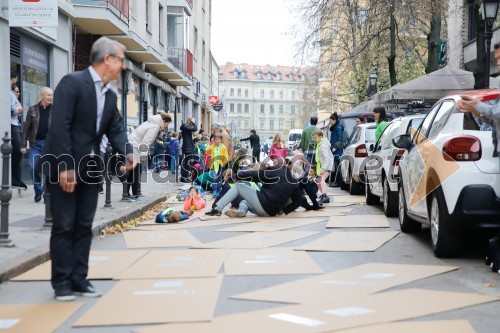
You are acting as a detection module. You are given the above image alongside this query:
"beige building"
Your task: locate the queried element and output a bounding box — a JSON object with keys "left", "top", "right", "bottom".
{"left": 219, "top": 63, "right": 318, "bottom": 141}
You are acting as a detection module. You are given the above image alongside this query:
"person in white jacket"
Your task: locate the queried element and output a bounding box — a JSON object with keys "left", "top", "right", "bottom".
{"left": 312, "top": 130, "right": 334, "bottom": 203}
{"left": 126, "top": 113, "right": 171, "bottom": 198}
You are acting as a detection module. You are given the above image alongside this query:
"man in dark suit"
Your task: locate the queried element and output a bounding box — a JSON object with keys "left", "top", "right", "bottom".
{"left": 42, "top": 37, "right": 135, "bottom": 301}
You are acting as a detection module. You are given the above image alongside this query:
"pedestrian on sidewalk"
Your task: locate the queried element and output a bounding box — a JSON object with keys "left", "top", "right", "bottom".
{"left": 299, "top": 116, "right": 319, "bottom": 164}
{"left": 374, "top": 106, "right": 389, "bottom": 141}
{"left": 21, "top": 87, "right": 53, "bottom": 202}
{"left": 180, "top": 118, "right": 197, "bottom": 183}
{"left": 312, "top": 130, "right": 334, "bottom": 203}
{"left": 41, "top": 37, "right": 135, "bottom": 302}
{"left": 240, "top": 129, "right": 261, "bottom": 162}
{"left": 269, "top": 133, "right": 287, "bottom": 161}
{"left": 10, "top": 76, "right": 27, "bottom": 189}
{"left": 168, "top": 132, "right": 180, "bottom": 173}
{"left": 328, "top": 112, "right": 344, "bottom": 187}
{"left": 205, "top": 133, "right": 229, "bottom": 196}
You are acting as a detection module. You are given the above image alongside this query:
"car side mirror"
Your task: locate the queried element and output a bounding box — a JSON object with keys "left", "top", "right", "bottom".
{"left": 392, "top": 135, "right": 412, "bottom": 150}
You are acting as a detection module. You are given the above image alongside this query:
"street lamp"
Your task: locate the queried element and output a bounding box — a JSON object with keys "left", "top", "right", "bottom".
{"left": 481, "top": 0, "right": 500, "bottom": 89}
{"left": 367, "top": 70, "right": 378, "bottom": 97}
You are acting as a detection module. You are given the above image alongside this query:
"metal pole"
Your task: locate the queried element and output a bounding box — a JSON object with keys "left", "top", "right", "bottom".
{"left": 485, "top": 19, "right": 494, "bottom": 89}
{"left": 0, "top": 132, "right": 14, "bottom": 247}
{"left": 104, "top": 142, "right": 112, "bottom": 208}
{"left": 42, "top": 177, "right": 52, "bottom": 229}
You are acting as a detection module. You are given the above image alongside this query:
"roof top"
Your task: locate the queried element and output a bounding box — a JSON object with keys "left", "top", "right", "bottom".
{"left": 219, "top": 62, "right": 318, "bottom": 82}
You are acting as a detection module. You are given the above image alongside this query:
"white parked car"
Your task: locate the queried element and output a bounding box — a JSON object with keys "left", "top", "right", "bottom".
{"left": 340, "top": 123, "right": 377, "bottom": 195}
{"left": 393, "top": 90, "right": 500, "bottom": 257}
{"left": 365, "top": 115, "right": 425, "bottom": 217}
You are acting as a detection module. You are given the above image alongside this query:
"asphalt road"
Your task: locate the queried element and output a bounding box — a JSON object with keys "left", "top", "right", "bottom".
{"left": 0, "top": 188, "right": 499, "bottom": 333}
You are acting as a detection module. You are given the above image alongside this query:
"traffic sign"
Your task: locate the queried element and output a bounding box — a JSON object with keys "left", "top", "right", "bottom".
{"left": 209, "top": 96, "right": 219, "bottom": 105}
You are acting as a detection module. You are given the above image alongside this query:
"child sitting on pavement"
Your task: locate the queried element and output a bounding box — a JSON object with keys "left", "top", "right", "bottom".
{"left": 184, "top": 186, "right": 206, "bottom": 211}
{"left": 156, "top": 207, "right": 193, "bottom": 223}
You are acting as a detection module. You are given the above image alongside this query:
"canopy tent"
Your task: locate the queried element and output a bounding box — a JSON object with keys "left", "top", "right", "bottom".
{"left": 373, "top": 66, "right": 500, "bottom": 103}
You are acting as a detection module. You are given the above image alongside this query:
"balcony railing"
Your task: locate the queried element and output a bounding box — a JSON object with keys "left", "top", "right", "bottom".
{"left": 167, "top": 48, "right": 193, "bottom": 78}
{"left": 72, "top": 0, "right": 129, "bottom": 22}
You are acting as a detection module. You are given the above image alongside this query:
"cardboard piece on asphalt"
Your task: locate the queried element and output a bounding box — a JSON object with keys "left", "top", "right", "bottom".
{"left": 115, "top": 249, "right": 229, "bottom": 279}
{"left": 123, "top": 230, "right": 202, "bottom": 249}
{"left": 214, "top": 218, "right": 326, "bottom": 232}
{"left": 133, "top": 289, "right": 497, "bottom": 333}
{"left": 193, "top": 231, "right": 321, "bottom": 249}
{"left": 135, "top": 218, "right": 256, "bottom": 231}
{"left": 321, "top": 202, "right": 355, "bottom": 207}
{"left": 224, "top": 248, "right": 323, "bottom": 276}
{"left": 232, "top": 263, "right": 457, "bottom": 304}
{"left": 283, "top": 210, "right": 348, "bottom": 218}
{"left": 11, "top": 250, "right": 148, "bottom": 281}
{"left": 334, "top": 195, "right": 366, "bottom": 204}
{"left": 296, "top": 231, "right": 399, "bottom": 252}
{"left": 0, "top": 303, "right": 83, "bottom": 333}
{"left": 74, "top": 275, "right": 223, "bottom": 327}
{"left": 334, "top": 320, "right": 477, "bottom": 333}
{"left": 327, "top": 215, "right": 390, "bottom": 228}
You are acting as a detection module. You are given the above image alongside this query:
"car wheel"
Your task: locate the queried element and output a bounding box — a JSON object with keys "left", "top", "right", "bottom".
{"left": 430, "top": 191, "right": 462, "bottom": 258}
{"left": 365, "top": 172, "right": 379, "bottom": 205}
{"left": 349, "top": 169, "right": 363, "bottom": 195}
{"left": 383, "top": 177, "right": 398, "bottom": 217}
{"left": 398, "top": 185, "right": 421, "bottom": 233}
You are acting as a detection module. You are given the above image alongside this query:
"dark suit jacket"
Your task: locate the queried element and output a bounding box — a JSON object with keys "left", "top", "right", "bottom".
{"left": 42, "top": 68, "right": 132, "bottom": 181}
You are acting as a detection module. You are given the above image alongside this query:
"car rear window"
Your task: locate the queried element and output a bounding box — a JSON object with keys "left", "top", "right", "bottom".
{"left": 289, "top": 133, "right": 302, "bottom": 141}
{"left": 365, "top": 128, "right": 377, "bottom": 142}
{"left": 463, "top": 100, "right": 494, "bottom": 131}
{"left": 342, "top": 118, "right": 359, "bottom": 136}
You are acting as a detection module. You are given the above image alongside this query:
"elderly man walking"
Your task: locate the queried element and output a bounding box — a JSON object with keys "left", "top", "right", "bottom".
{"left": 21, "top": 87, "right": 53, "bottom": 202}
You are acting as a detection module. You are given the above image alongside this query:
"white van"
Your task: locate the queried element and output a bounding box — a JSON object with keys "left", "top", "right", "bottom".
{"left": 287, "top": 129, "right": 303, "bottom": 150}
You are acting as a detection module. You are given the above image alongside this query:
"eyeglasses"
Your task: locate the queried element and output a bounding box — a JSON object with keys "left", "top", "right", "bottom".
{"left": 14, "top": 90, "right": 20, "bottom": 93}
{"left": 110, "top": 55, "right": 125, "bottom": 63}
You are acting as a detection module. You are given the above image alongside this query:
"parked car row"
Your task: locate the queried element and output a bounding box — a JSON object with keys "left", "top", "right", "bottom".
{"left": 337, "top": 90, "right": 500, "bottom": 258}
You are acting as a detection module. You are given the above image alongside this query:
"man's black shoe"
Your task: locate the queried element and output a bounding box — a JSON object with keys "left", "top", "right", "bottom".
{"left": 72, "top": 281, "right": 103, "bottom": 297}
{"left": 34, "top": 193, "right": 42, "bottom": 202}
{"left": 12, "top": 181, "right": 28, "bottom": 190}
{"left": 55, "top": 288, "right": 76, "bottom": 302}
{"left": 205, "top": 209, "right": 222, "bottom": 217}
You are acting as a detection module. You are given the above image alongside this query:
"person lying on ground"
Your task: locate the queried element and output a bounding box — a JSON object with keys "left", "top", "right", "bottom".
{"left": 156, "top": 207, "right": 193, "bottom": 223}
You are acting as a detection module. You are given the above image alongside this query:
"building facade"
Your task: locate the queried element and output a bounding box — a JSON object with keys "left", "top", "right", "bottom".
{"left": 219, "top": 63, "right": 318, "bottom": 142}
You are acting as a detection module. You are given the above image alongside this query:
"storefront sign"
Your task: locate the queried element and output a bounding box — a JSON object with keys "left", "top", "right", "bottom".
{"left": 212, "top": 103, "right": 223, "bottom": 112}
{"left": 209, "top": 95, "right": 219, "bottom": 105}
{"left": 9, "top": 0, "right": 59, "bottom": 27}
{"left": 22, "top": 38, "right": 48, "bottom": 73}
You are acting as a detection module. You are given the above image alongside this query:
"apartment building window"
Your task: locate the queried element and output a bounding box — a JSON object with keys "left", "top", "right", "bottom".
{"left": 270, "top": 90, "right": 274, "bottom": 99}
{"left": 202, "top": 40, "right": 206, "bottom": 69}
{"left": 230, "top": 88, "right": 234, "bottom": 97}
{"left": 256, "top": 72, "right": 262, "bottom": 79}
{"left": 260, "top": 89, "right": 264, "bottom": 98}
{"left": 230, "top": 103, "right": 235, "bottom": 113}
{"left": 146, "top": 0, "right": 152, "bottom": 33}
{"left": 237, "top": 104, "right": 242, "bottom": 113}
{"left": 245, "top": 89, "right": 249, "bottom": 97}
{"left": 237, "top": 88, "right": 241, "bottom": 97}
{"left": 291, "top": 120, "right": 295, "bottom": 128}
{"left": 270, "top": 119, "right": 274, "bottom": 130}
{"left": 267, "top": 73, "right": 272, "bottom": 80}
{"left": 260, "top": 104, "right": 265, "bottom": 114}
{"left": 277, "top": 73, "right": 282, "bottom": 80}
{"left": 279, "top": 90, "right": 283, "bottom": 99}
{"left": 270, "top": 105, "right": 274, "bottom": 114}
{"left": 241, "top": 71, "right": 247, "bottom": 79}
{"left": 260, "top": 120, "right": 264, "bottom": 130}
{"left": 279, "top": 119, "right": 283, "bottom": 131}
{"left": 159, "top": 5, "right": 164, "bottom": 45}
{"left": 194, "top": 27, "right": 198, "bottom": 55}
{"left": 291, "top": 105, "right": 296, "bottom": 114}
{"left": 291, "top": 91, "right": 296, "bottom": 99}
{"left": 279, "top": 105, "right": 283, "bottom": 114}
{"left": 244, "top": 104, "right": 249, "bottom": 113}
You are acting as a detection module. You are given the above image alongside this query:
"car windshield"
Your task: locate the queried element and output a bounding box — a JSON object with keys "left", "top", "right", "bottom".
{"left": 289, "top": 133, "right": 301, "bottom": 141}
{"left": 365, "top": 128, "right": 377, "bottom": 142}
{"left": 343, "top": 118, "right": 359, "bottom": 136}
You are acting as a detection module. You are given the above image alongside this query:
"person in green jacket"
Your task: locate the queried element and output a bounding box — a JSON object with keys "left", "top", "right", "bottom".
{"left": 299, "top": 116, "right": 319, "bottom": 163}
{"left": 374, "top": 106, "right": 389, "bottom": 141}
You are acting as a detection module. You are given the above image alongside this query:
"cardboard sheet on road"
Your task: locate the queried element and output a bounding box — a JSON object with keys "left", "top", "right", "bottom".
{"left": 214, "top": 218, "right": 326, "bottom": 232}
{"left": 334, "top": 320, "right": 477, "bottom": 333}
{"left": 193, "top": 231, "right": 321, "bottom": 249}
{"left": 224, "top": 248, "right": 323, "bottom": 276}
{"left": 232, "top": 263, "right": 457, "bottom": 304}
{"left": 123, "top": 230, "right": 202, "bottom": 249}
{"left": 135, "top": 218, "right": 255, "bottom": 231}
{"left": 0, "top": 303, "right": 82, "bottom": 333}
{"left": 327, "top": 215, "right": 390, "bottom": 228}
{"left": 74, "top": 275, "right": 223, "bottom": 327}
{"left": 284, "top": 210, "right": 349, "bottom": 218}
{"left": 11, "top": 250, "right": 148, "bottom": 281}
{"left": 134, "top": 289, "right": 496, "bottom": 333}
{"left": 115, "top": 249, "right": 229, "bottom": 279}
{"left": 321, "top": 202, "right": 355, "bottom": 208}
{"left": 296, "top": 231, "right": 399, "bottom": 252}
{"left": 334, "top": 195, "right": 366, "bottom": 204}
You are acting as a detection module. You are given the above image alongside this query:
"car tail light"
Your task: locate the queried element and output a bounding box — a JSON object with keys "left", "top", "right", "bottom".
{"left": 355, "top": 144, "right": 368, "bottom": 157}
{"left": 442, "top": 136, "right": 481, "bottom": 161}
{"left": 393, "top": 149, "right": 406, "bottom": 166}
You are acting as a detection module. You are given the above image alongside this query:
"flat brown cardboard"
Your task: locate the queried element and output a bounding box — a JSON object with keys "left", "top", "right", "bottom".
{"left": 224, "top": 248, "right": 323, "bottom": 275}
{"left": 333, "top": 320, "right": 477, "bottom": 333}
{"left": 123, "top": 230, "right": 202, "bottom": 249}
{"left": 333, "top": 195, "right": 366, "bottom": 204}
{"left": 135, "top": 218, "right": 256, "bottom": 231}
{"left": 232, "top": 263, "right": 457, "bottom": 304}
{"left": 321, "top": 202, "right": 355, "bottom": 208}
{"left": 193, "top": 231, "right": 321, "bottom": 249}
{"left": 214, "top": 218, "right": 326, "bottom": 232}
{"left": 283, "top": 210, "right": 348, "bottom": 218}
{"left": 0, "top": 303, "right": 83, "bottom": 333}
{"left": 11, "top": 250, "right": 148, "bottom": 281}
{"left": 133, "top": 289, "right": 497, "bottom": 333}
{"left": 115, "top": 249, "right": 229, "bottom": 279}
{"left": 326, "top": 215, "right": 389, "bottom": 228}
{"left": 296, "top": 231, "right": 399, "bottom": 252}
{"left": 74, "top": 275, "right": 223, "bottom": 327}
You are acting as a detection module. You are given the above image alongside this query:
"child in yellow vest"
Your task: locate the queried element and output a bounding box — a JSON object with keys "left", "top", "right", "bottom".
{"left": 205, "top": 133, "right": 229, "bottom": 196}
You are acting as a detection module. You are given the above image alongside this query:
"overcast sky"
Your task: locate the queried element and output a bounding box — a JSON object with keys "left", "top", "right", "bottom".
{"left": 211, "top": 0, "right": 300, "bottom": 67}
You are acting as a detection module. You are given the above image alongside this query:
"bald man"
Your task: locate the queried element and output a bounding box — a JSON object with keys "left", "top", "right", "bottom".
{"left": 21, "top": 87, "right": 53, "bottom": 202}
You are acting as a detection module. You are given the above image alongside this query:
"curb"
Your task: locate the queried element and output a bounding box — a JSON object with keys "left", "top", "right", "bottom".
{"left": 0, "top": 195, "right": 167, "bottom": 284}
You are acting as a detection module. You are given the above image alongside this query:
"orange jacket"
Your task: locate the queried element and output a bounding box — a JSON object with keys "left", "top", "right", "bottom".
{"left": 184, "top": 194, "right": 206, "bottom": 211}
